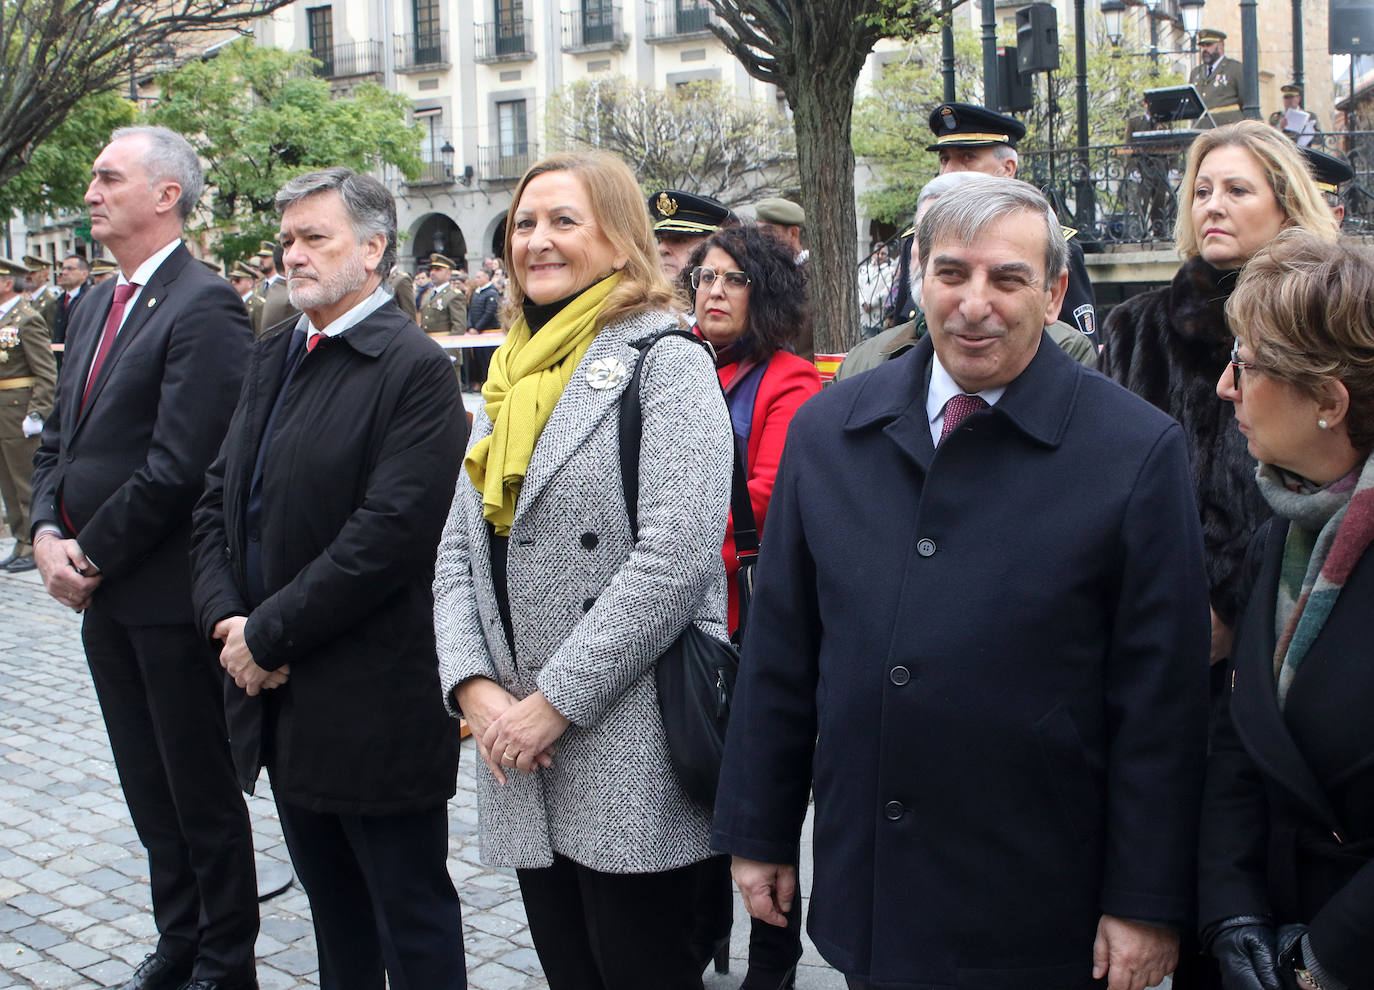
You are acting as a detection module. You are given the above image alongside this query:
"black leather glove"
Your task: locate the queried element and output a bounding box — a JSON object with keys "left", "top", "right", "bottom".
{"left": 1209, "top": 917, "right": 1282, "bottom": 990}
{"left": 1275, "top": 924, "right": 1310, "bottom": 990}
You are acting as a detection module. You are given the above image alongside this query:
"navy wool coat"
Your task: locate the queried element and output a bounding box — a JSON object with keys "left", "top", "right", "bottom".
{"left": 1200, "top": 517, "right": 1374, "bottom": 988}
{"left": 712, "top": 332, "right": 1211, "bottom": 989}
{"left": 190, "top": 303, "right": 467, "bottom": 814}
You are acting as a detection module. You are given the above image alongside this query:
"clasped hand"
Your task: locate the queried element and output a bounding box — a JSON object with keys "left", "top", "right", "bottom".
{"left": 35, "top": 536, "right": 102, "bottom": 612}
{"left": 212, "top": 616, "right": 289, "bottom": 696}
{"left": 455, "top": 678, "right": 565, "bottom": 785}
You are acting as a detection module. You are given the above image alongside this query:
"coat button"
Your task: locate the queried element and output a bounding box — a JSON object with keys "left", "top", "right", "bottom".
{"left": 890, "top": 666, "right": 910, "bottom": 686}
{"left": 582, "top": 597, "right": 596, "bottom": 613}
{"left": 580, "top": 532, "right": 599, "bottom": 550}
{"left": 916, "top": 538, "right": 936, "bottom": 557}
{"left": 884, "top": 800, "right": 905, "bottom": 821}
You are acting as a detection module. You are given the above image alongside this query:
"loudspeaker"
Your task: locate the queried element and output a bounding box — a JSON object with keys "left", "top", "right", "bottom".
{"left": 997, "top": 47, "right": 1034, "bottom": 112}
{"left": 1330, "top": 0, "right": 1374, "bottom": 54}
{"left": 1016, "top": 3, "right": 1060, "bottom": 73}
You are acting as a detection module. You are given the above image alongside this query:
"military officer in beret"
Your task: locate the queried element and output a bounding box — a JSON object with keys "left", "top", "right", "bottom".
{"left": 648, "top": 189, "right": 734, "bottom": 280}
{"left": 1270, "top": 82, "right": 1321, "bottom": 147}
{"left": 1301, "top": 145, "right": 1353, "bottom": 224}
{"left": 228, "top": 261, "right": 262, "bottom": 328}
{"left": 1189, "top": 29, "right": 1246, "bottom": 127}
{"left": 754, "top": 197, "right": 809, "bottom": 265}
{"left": 0, "top": 258, "right": 58, "bottom": 573}
{"left": 420, "top": 253, "right": 467, "bottom": 335}
{"left": 22, "top": 255, "right": 59, "bottom": 330}
{"left": 926, "top": 102, "right": 1099, "bottom": 342}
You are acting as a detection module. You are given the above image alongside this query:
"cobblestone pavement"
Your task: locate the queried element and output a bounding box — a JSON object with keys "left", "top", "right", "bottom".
{"left": 1, "top": 561, "right": 844, "bottom": 990}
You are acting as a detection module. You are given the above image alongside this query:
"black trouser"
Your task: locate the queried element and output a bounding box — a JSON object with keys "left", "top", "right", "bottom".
{"left": 517, "top": 853, "right": 701, "bottom": 990}
{"left": 274, "top": 799, "right": 466, "bottom": 990}
{"left": 82, "top": 605, "right": 258, "bottom": 985}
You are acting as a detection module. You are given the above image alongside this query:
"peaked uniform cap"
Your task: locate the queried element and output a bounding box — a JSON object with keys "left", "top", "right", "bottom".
{"left": 429, "top": 253, "right": 455, "bottom": 269}
{"left": 0, "top": 257, "right": 29, "bottom": 277}
{"left": 21, "top": 254, "right": 50, "bottom": 271}
{"left": 926, "top": 103, "right": 1026, "bottom": 151}
{"left": 1197, "top": 27, "right": 1227, "bottom": 42}
{"left": 1300, "top": 147, "right": 1355, "bottom": 195}
{"left": 648, "top": 189, "right": 733, "bottom": 234}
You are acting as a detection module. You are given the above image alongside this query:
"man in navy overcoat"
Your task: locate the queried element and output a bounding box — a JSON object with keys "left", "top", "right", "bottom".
{"left": 712, "top": 176, "right": 1211, "bottom": 990}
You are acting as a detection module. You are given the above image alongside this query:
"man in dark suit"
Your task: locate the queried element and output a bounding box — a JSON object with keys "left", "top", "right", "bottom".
{"left": 190, "top": 167, "right": 467, "bottom": 989}
{"left": 712, "top": 176, "right": 1210, "bottom": 990}
{"left": 52, "top": 254, "right": 91, "bottom": 364}
{"left": 462, "top": 266, "right": 501, "bottom": 392}
{"left": 30, "top": 125, "right": 257, "bottom": 990}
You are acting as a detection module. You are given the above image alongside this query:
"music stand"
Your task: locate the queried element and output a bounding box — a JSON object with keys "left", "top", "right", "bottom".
{"left": 1144, "top": 85, "right": 1215, "bottom": 127}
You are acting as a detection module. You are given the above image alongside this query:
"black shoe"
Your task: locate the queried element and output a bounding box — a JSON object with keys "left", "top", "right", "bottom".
{"left": 739, "top": 964, "right": 797, "bottom": 990}
{"left": 109, "top": 953, "right": 191, "bottom": 990}
{"left": 692, "top": 934, "right": 730, "bottom": 975}
{"left": 4, "top": 556, "right": 36, "bottom": 573}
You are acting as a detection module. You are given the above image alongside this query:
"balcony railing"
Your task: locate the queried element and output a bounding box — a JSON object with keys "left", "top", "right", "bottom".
{"left": 474, "top": 19, "right": 536, "bottom": 62}
{"left": 410, "top": 160, "right": 455, "bottom": 186}
{"left": 478, "top": 144, "right": 537, "bottom": 182}
{"left": 311, "top": 40, "right": 383, "bottom": 79}
{"left": 561, "top": 6, "right": 625, "bottom": 51}
{"left": 645, "top": 2, "right": 715, "bottom": 41}
{"left": 395, "top": 30, "right": 449, "bottom": 71}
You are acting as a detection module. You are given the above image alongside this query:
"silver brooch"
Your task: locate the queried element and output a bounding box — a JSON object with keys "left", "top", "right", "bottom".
{"left": 585, "top": 357, "right": 628, "bottom": 390}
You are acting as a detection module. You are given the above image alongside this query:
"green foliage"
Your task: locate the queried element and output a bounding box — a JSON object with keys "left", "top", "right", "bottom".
{"left": 863, "top": 0, "right": 962, "bottom": 40}
{"left": 546, "top": 77, "right": 797, "bottom": 207}
{"left": 146, "top": 39, "right": 422, "bottom": 263}
{"left": 0, "top": 90, "right": 136, "bottom": 219}
{"left": 852, "top": 20, "right": 1181, "bottom": 225}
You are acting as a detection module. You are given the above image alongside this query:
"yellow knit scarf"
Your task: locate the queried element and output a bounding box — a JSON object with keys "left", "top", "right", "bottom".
{"left": 465, "top": 274, "right": 621, "bottom": 535}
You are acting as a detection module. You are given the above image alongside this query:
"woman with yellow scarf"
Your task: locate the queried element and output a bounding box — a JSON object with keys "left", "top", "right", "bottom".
{"left": 434, "top": 151, "right": 734, "bottom": 989}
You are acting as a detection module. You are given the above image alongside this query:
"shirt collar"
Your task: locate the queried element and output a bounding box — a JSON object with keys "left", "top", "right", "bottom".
{"left": 0, "top": 295, "right": 19, "bottom": 318}
{"left": 118, "top": 238, "right": 182, "bottom": 288}
{"left": 926, "top": 349, "right": 1007, "bottom": 434}
{"left": 306, "top": 284, "right": 391, "bottom": 343}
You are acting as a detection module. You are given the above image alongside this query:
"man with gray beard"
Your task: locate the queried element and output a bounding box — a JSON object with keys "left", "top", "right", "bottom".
{"left": 189, "top": 167, "right": 469, "bottom": 990}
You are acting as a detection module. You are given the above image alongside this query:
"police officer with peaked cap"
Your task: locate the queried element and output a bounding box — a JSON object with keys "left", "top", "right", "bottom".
{"left": 648, "top": 189, "right": 734, "bottom": 280}
{"left": 1301, "top": 145, "right": 1354, "bottom": 224}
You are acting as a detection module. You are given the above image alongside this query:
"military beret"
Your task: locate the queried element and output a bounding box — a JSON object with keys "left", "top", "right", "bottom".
{"left": 648, "top": 190, "right": 733, "bottom": 235}
{"left": 429, "top": 253, "right": 455, "bottom": 270}
{"left": 21, "top": 253, "right": 50, "bottom": 271}
{"left": 1280, "top": 83, "right": 1303, "bottom": 97}
{"left": 0, "top": 257, "right": 29, "bottom": 277}
{"left": 926, "top": 103, "right": 1027, "bottom": 151}
{"left": 1197, "top": 28, "right": 1227, "bottom": 43}
{"left": 1300, "top": 147, "right": 1355, "bottom": 196}
{"left": 230, "top": 261, "right": 260, "bottom": 280}
{"left": 754, "top": 197, "right": 806, "bottom": 227}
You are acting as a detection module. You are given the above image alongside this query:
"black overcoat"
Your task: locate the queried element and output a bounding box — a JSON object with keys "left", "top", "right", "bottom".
{"left": 712, "top": 333, "right": 1211, "bottom": 988}
{"left": 1199, "top": 517, "right": 1374, "bottom": 988}
{"left": 1097, "top": 257, "right": 1269, "bottom": 626}
{"left": 190, "top": 302, "right": 467, "bottom": 813}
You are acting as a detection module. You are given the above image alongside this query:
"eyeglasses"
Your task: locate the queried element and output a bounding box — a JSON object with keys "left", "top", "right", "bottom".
{"left": 1230, "top": 340, "right": 1266, "bottom": 391}
{"left": 690, "top": 266, "right": 751, "bottom": 293}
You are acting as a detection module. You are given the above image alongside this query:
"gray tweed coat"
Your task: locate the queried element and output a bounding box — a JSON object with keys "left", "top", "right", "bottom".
{"left": 434, "top": 308, "right": 733, "bottom": 873}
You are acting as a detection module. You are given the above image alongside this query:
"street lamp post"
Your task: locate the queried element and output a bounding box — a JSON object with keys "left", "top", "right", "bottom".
{"left": 1240, "top": 0, "right": 1260, "bottom": 118}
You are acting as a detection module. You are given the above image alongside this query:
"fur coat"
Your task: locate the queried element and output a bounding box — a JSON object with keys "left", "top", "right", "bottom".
{"left": 1098, "top": 256, "right": 1269, "bottom": 626}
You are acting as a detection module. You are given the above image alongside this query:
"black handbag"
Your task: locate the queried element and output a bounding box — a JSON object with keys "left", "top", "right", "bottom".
{"left": 619, "top": 329, "right": 759, "bottom": 808}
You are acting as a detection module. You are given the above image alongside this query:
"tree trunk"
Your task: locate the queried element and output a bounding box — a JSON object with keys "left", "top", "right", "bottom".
{"left": 791, "top": 68, "right": 863, "bottom": 358}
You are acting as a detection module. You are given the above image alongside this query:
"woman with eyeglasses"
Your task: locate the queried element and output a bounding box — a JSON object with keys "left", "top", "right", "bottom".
{"left": 1199, "top": 231, "right": 1374, "bottom": 990}
{"left": 683, "top": 223, "right": 820, "bottom": 990}
{"left": 1098, "top": 122, "right": 1339, "bottom": 682}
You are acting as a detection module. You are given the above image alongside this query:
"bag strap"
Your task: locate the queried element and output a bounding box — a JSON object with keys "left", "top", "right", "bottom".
{"left": 618, "top": 329, "right": 758, "bottom": 562}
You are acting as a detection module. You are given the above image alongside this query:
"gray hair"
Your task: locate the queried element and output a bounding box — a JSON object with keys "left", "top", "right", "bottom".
{"left": 275, "top": 167, "right": 397, "bottom": 275}
{"left": 916, "top": 175, "right": 1068, "bottom": 287}
{"left": 913, "top": 170, "right": 986, "bottom": 230}
{"left": 110, "top": 126, "right": 203, "bottom": 223}
{"left": 992, "top": 144, "right": 1019, "bottom": 170}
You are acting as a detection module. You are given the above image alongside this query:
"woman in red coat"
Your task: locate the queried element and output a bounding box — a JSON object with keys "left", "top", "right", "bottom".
{"left": 684, "top": 223, "right": 820, "bottom": 989}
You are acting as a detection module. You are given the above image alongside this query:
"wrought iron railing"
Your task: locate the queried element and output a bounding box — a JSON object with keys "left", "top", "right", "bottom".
{"left": 478, "top": 144, "right": 537, "bottom": 182}
{"left": 311, "top": 40, "right": 383, "bottom": 78}
{"left": 474, "top": 19, "right": 536, "bottom": 61}
{"left": 561, "top": 5, "right": 624, "bottom": 49}
{"left": 644, "top": 2, "right": 715, "bottom": 41}
{"left": 394, "top": 30, "right": 449, "bottom": 70}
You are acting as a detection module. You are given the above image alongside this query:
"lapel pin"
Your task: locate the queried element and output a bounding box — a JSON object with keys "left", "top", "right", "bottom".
{"left": 585, "top": 357, "right": 628, "bottom": 390}
{"left": 146, "top": 298, "right": 156, "bottom": 307}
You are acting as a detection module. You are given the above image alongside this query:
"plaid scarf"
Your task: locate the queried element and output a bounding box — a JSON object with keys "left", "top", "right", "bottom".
{"left": 1257, "top": 453, "right": 1374, "bottom": 708}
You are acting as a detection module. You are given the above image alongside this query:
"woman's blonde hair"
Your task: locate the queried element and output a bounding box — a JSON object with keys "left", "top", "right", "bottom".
{"left": 1227, "top": 229, "right": 1374, "bottom": 452}
{"left": 500, "top": 151, "right": 678, "bottom": 328}
{"left": 1174, "top": 120, "right": 1338, "bottom": 259}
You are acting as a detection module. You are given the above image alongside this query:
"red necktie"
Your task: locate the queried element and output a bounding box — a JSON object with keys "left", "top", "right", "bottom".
{"left": 81, "top": 282, "right": 138, "bottom": 413}
{"left": 306, "top": 332, "right": 322, "bottom": 353}
{"left": 939, "top": 393, "right": 988, "bottom": 445}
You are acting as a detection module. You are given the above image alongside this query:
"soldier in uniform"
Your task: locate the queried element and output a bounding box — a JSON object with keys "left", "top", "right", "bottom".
{"left": 89, "top": 259, "right": 117, "bottom": 284}
{"left": 22, "top": 255, "right": 59, "bottom": 330}
{"left": 1302, "top": 145, "right": 1354, "bottom": 224}
{"left": 1270, "top": 82, "right": 1322, "bottom": 147}
{"left": 926, "top": 102, "right": 1099, "bottom": 342}
{"left": 1189, "top": 29, "right": 1246, "bottom": 126}
{"left": 754, "top": 197, "right": 808, "bottom": 264}
{"left": 257, "top": 243, "right": 298, "bottom": 337}
{"left": 228, "top": 261, "right": 262, "bottom": 328}
{"left": 0, "top": 258, "right": 57, "bottom": 573}
{"left": 419, "top": 253, "right": 467, "bottom": 336}
{"left": 387, "top": 265, "right": 418, "bottom": 321}
{"left": 648, "top": 189, "right": 734, "bottom": 281}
